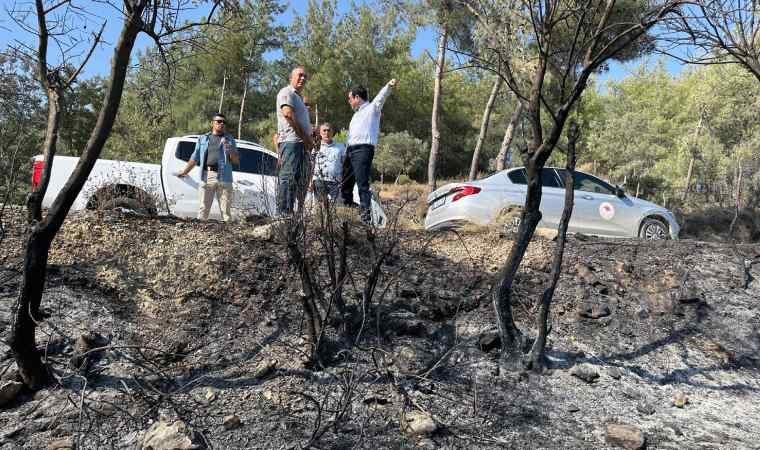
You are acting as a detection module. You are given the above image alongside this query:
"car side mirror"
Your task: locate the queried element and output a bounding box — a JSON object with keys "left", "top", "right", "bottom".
{"left": 615, "top": 185, "right": 625, "bottom": 198}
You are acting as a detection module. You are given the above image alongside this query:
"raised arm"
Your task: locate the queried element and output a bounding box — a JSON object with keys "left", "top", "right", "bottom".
{"left": 372, "top": 78, "right": 397, "bottom": 110}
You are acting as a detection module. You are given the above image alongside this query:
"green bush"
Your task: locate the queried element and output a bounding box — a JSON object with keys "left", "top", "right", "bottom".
{"left": 374, "top": 131, "right": 427, "bottom": 182}
{"left": 395, "top": 174, "right": 412, "bottom": 185}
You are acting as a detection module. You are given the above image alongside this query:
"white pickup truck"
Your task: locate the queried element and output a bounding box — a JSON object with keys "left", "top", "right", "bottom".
{"left": 33, "top": 135, "right": 387, "bottom": 225}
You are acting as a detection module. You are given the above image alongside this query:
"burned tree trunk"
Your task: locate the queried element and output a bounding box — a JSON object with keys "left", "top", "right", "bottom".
{"left": 526, "top": 121, "right": 578, "bottom": 370}
{"left": 9, "top": 0, "right": 149, "bottom": 389}
{"left": 492, "top": 165, "right": 542, "bottom": 354}
{"left": 27, "top": 89, "right": 62, "bottom": 223}
{"left": 287, "top": 229, "right": 325, "bottom": 364}
{"left": 8, "top": 227, "right": 54, "bottom": 388}
{"left": 465, "top": 0, "right": 681, "bottom": 364}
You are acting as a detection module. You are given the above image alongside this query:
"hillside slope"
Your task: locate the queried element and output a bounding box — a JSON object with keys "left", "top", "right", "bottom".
{"left": 1, "top": 208, "right": 759, "bottom": 449}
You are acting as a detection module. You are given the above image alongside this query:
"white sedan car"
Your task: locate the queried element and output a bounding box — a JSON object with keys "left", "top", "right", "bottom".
{"left": 424, "top": 167, "right": 679, "bottom": 240}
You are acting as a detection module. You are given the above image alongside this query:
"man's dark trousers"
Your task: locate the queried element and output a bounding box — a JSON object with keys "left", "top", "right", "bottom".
{"left": 277, "top": 142, "right": 307, "bottom": 215}
{"left": 341, "top": 144, "right": 374, "bottom": 220}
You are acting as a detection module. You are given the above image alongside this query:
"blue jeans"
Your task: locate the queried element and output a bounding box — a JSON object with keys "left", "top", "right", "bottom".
{"left": 313, "top": 179, "right": 340, "bottom": 201}
{"left": 277, "top": 142, "right": 307, "bottom": 215}
{"left": 341, "top": 144, "right": 374, "bottom": 220}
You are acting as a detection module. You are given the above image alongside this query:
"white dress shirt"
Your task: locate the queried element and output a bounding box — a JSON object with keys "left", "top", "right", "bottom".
{"left": 346, "top": 83, "right": 393, "bottom": 147}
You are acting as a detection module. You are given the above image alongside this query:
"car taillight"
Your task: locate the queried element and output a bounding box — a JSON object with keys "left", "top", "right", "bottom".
{"left": 450, "top": 185, "right": 481, "bottom": 202}
{"left": 31, "top": 159, "right": 44, "bottom": 190}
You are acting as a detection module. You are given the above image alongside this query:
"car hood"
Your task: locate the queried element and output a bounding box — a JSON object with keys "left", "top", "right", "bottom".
{"left": 627, "top": 195, "right": 670, "bottom": 213}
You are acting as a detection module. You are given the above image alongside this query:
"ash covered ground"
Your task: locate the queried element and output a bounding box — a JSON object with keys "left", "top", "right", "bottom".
{"left": 1, "top": 206, "right": 759, "bottom": 449}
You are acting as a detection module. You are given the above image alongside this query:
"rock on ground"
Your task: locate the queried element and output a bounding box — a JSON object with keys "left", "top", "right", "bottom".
{"left": 138, "top": 420, "right": 203, "bottom": 450}
{"left": 605, "top": 423, "right": 646, "bottom": 450}
{"left": 0, "top": 381, "right": 23, "bottom": 407}
{"left": 401, "top": 410, "right": 437, "bottom": 437}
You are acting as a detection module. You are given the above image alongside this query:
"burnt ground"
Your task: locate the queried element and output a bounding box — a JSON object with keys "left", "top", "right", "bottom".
{"left": 1, "top": 205, "right": 759, "bottom": 449}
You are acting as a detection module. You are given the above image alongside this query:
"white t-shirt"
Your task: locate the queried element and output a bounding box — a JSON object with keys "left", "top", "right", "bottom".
{"left": 276, "top": 85, "right": 312, "bottom": 143}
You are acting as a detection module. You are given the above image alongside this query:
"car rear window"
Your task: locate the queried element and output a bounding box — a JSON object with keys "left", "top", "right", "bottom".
{"left": 507, "top": 168, "right": 561, "bottom": 188}
{"left": 541, "top": 169, "right": 561, "bottom": 188}
{"left": 236, "top": 149, "right": 277, "bottom": 176}
{"left": 508, "top": 169, "right": 527, "bottom": 184}
{"left": 175, "top": 141, "right": 196, "bottom": 162}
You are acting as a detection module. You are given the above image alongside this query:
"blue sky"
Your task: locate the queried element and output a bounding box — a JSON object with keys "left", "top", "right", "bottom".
{"left": 0, "top": 0, "right": 437, "bottom": 78}
{"left": 1, "top": 0, "right": 681, "bottom": 83}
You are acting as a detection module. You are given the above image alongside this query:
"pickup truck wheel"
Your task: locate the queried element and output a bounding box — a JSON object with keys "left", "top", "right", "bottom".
{"left": 100, "top": 196, "right": 156, "bottom": 216}
{"left": 639, "top": 217, "right": 668, "bottom": 240}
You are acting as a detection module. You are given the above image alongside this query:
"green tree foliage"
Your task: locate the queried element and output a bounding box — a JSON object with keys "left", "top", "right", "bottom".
{"left": 106, "top": 0, "right": 285, "bottom": 161}
{"left": 0, "top": 54, "right": 45, "bottom": 204}
{"left": 283, "top": 0, "right": 491, "bottom": 180}
{"left": 584, "top": 64, "right": 691, "bottom": 194}
{"left": 374, "top": 131, "right": 427, "bottom": 180}
{"left": 283, "top": 0, "right": 416, "bottom": 132}
{"left": 13, "top": 0, "right": 756, "bottom": 208}
{"left": 584, "top": 60, "right": 760, "bottom": 206}
{"left": 59, "top": 77, "right": 104, "bottom": 156}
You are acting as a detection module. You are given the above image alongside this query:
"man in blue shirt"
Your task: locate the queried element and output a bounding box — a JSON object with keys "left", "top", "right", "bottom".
{"left": 175, "top": 113, "right": 240, "bottom": 221}
{"left": 312, "top": 122, "right": 346, "bottom": 201}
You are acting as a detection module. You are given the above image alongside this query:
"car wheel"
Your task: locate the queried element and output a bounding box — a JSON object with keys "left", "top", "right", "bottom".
{"left": 639, "top": 217, "right": 668, "bottom": 240}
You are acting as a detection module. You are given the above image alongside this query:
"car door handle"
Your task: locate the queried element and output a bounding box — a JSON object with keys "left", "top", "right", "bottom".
{"left": 581, "top": 194, "right": 593, "bottom": 200}
{"left": 237, "top": 180, "right": 253, "bottom": 186}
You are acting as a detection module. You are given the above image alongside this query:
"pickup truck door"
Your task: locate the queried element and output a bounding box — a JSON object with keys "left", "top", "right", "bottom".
{"left": 161, "top": 139, "right": 210, "bottom": 218}
{"left": 231, "top": 146, "right": 278, "bottom": 219}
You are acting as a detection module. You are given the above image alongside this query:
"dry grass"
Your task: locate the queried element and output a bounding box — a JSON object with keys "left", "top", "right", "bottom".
{"left": 681, "top": 206, "right": 759, "bottom": 242}
{"left": 374, "top": 182, "right": 429, "bottom": 229}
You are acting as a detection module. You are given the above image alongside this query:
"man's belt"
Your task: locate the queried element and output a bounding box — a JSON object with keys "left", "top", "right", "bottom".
{"left": 347, "top": 144, "right": 374, "bottom": 150}
{"left": 206, "top": 165, "right": 218, "bottom": 171}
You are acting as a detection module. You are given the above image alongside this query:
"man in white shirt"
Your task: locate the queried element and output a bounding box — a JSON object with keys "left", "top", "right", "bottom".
{"left": 276, "top": 66, "right": 314, "bottom": 215}
{"left": 341, "top": 78, "right": 397, "bottom": 222}
{"left": 312, "top": 122, "right": 346, "bottom": 201}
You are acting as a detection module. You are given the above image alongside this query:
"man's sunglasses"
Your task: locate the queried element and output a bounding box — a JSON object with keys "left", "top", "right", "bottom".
{"left": 213, "top": 119, "right": 226, "bottom": 124}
